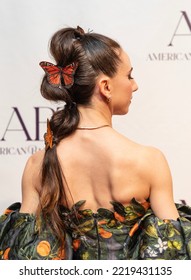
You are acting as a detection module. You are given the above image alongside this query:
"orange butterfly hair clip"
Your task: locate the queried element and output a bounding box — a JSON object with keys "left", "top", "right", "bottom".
{"left": 39, "top": 61, "right": 78, "bottom": 88}
{"left": 44, "top": 119, "right": 54, "bottom": 150}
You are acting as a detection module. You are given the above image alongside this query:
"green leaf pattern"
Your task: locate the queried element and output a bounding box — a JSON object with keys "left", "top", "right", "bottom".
{"left": 0, "top": 200, "right": 191, "bottom": 259}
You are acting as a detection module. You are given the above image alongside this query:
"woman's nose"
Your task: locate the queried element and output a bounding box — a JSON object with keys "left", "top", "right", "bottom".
{"left": 132, "top": 79, "right": 138, "bottom": 92}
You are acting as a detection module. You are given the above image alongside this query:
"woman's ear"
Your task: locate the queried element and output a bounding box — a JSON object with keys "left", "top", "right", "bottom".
{"left": 98, "top": 76, "right": 112, "bottom": 101}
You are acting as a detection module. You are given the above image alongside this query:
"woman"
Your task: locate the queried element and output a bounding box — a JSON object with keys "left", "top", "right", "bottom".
{"left": 0, "top": 26, "right": 191, "bottom": 260}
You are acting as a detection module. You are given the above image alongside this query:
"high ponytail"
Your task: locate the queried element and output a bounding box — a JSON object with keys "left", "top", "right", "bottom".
{"left": 38, "top": 26, "right": 121, "bottom": 244}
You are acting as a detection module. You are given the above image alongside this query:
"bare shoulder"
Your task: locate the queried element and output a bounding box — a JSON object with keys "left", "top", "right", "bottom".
{"left": 20, "top": 149, "right": 45, "bottom": 213}
{"left": 142, "top": 145, "right": 167, "bottom": 160}
{"left": 145, "top": 146, "right": 179, "bottom": 219}
{"left": 26, "top": 148, "right": 45, "bottom": 165}
{"left": 129, "top": 142, "right": 177, "bottom": 212}
{"left": 143, "top": 145, "right": 170, "bottom": 170}
{"left": 117, "top": 131, "right": 166, "bottom": 161}
{"left": 23, "top": 149, "right": 44, "bottom": 177}
{"left": 111, "top": 131, "right": 169, "bottom": 175}
{"left": 116, "top": 132, "right": 171, "bottom": 178}
{"left": 136, "top": 144, "right": 171, "bottom": 177}
{"left": 23, "top": 149, "right": 45, "bottom": 186}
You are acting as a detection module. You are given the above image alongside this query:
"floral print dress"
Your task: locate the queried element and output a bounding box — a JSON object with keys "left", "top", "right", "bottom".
{"left": 0, "top": 199, "right": 191, "bottom": 260}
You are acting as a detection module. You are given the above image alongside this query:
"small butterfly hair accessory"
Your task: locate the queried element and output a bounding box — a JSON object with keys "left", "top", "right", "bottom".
{"left": 44, "top": 119, "right": 54, "bottom": 150}
{"left": 39, "top": 61, "right": 78, "bottom": 89}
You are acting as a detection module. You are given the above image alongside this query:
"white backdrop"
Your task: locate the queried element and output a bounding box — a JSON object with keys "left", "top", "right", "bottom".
{"left": 0, "top": 0, "right": 191, "bottom": 213}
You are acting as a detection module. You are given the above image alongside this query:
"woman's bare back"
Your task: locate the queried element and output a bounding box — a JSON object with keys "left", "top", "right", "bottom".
{"left": 56, "top": 127, "right": 152, "bottom": 211}
{"left": 20, "top": 126, "right": 179, "bottom": 220}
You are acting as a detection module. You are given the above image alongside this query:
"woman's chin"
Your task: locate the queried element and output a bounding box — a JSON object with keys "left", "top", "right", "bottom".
{"left": 113, "top": 107, "right": 129, "bottom": 115}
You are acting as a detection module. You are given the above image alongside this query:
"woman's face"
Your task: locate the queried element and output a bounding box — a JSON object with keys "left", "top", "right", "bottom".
{"left": 110, "top": 49, "right": 138, "bottom": 115}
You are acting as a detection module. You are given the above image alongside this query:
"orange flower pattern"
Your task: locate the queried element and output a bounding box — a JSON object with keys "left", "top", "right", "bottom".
{"left": 0, "top": 199, "right": 191, "bottom": 259}
{"left": 0, "top": 202, "right": 72, "bottom": 260}
{"left": 37, "top": 241, "right": 51, "bottom": 257}
{"left": 3, "top": 248, "right": 10, "bottom": 260}
{"left": 59, "top": 199, "right": 191, "bottom": 260}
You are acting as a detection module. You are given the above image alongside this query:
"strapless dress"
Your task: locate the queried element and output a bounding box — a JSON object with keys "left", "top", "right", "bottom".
{"left": 0, "top": 199, "right": 191, "bottom": 260}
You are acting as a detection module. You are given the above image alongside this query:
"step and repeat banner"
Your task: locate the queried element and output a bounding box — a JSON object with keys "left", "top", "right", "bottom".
{"left": 0, "top": 0, "right": 191, "bottom": 212}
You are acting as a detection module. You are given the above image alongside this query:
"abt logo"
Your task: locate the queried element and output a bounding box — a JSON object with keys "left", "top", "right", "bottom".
{"left": 0, "top": 107, "right": 59, "bottom": 141}
{"left": 168, "top": 11, "right": 191, "bottom": 46}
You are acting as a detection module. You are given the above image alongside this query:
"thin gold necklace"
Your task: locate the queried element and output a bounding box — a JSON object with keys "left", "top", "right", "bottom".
{"left": 76, "top": 124, "right": 110, "bottom": 130}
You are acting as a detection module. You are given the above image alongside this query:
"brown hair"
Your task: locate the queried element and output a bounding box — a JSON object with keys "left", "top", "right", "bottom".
{"left": 38, "top": 26, "right": 121, "bottom": 243}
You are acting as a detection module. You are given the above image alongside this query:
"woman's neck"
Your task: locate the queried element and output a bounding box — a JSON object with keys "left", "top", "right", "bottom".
{"left": 77, "top": 104, "right": 112, "bottom": 127}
